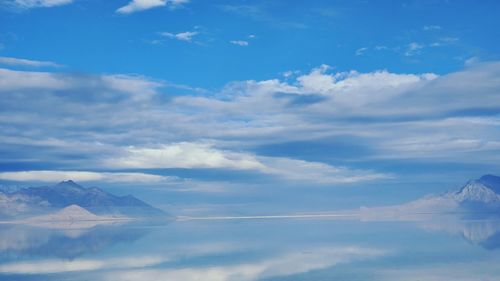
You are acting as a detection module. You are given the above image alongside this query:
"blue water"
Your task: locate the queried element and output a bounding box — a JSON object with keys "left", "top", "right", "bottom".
{"left": 1, "top": 217, "right": 499, "bottom": 281}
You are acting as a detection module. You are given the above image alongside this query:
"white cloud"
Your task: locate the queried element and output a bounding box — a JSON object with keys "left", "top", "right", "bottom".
{"left": 101, "top": 74, "right": 163, "bottom": 100}
{"left": 0, "top": 170, "right": 171, "bottom": 183}
{"left": 104, "top": 142, "right": 265, "bottom": 170}
{"left": 2, "top": 62, "right": 500, "bottom": 185}
{"left": 230, "top": 40, "right": 249, "bottom": 46}
{"left": 295, "top": 64, "right": 435, "bottom": 98}
{"left": 464, "top": 56, "right": 480, "bottom": 66}
{"left": 167, "top": 65, "right": 500, "bottom": 163}
{"left": 259, "top": 157, "right": 392, "bottom": 184}
{"left": 12, "top": 0, "right": 72, "bottom": 9}
{"left": 104, "top": 142, "right": 389, "bottom": 184}
{"left": 116, "top": 0, "right": 189, "bottom": 14}
{"left": 160, "top": 31, "right": 198, "bottom": 42}
{"left": 370, "top": 117, "right": 500, "bottom": 160}
{"left": 0, "top": 57, "right": 62, "bottom": 68}
{"left": 0, "top": 68, "right": 69, "bottom": 91}
{"left": 296, "top": 64, "right": 335, "bottom": 94}
{"left": 0, "top": 68, "right": 163, "bottom": 100}
{"left": 405, "top": 42, "right": 424, "bottom": 56}
{"left": 282, "top": 70, "right": 299, "bottom": 78}
{"left": 355, "top": 47, "right": 368, "bottom": 56}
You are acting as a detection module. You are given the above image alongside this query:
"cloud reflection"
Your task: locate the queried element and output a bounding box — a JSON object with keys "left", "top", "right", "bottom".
{"left": 0, "top": 224, "right": 148, "bottom": 259}
{"left": 103, "top": 247, "right": 385, "bottom": 281}
{"left": 0, "top": 256, "right": 167, "bottom": 274}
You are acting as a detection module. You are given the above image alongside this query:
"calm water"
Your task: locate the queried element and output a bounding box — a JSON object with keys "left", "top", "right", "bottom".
{"left": 1, "top": 217, "right": 500, "bottom": 281}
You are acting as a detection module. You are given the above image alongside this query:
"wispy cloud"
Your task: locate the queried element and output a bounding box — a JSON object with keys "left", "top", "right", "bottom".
{"left": 405, "top": 42, "right": 424, "bottom": 56}
{"left": 103, "top": 142, "right": 390, "bottom": 184}
{"left": 0, "top": 56, "right": 62, "bottom": 68}
{"left": 0, "top": 256, "right": 167, "bottom": 274}
{"left": 423, "top": 25, "right": 442, "bottom": 31}
{"left": 220, "top": 4, "right": 307, "bottom": 29}
{"left": 10, "top": 0, "right": 73, "bottom": 9}
{"left": 116, "top": 0, "right": 189, "bottom": 14}
{"left": 0, "top": 170, "right": 172, "bottom": 183}
{"left": 464, "top": 56, "right": 480, "bottom": 66}
{"left": 430, "top": 37, "right": 459, "bottom": 47}
{"left": 259, "top": 157, "right": 392, "bottom": 184}
{"left": 355, "top": 47, "right": 368, "bottom": 56}
{"left": 160, "top": 31, "right": 198, "bottom": 42}
{"left": 230, "top": 40, "right": 249, "bottom": 46}
{"left": 439, "top": 37, "right": 459, "bottom": 43}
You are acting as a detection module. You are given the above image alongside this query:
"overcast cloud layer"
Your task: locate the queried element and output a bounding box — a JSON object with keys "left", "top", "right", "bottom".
{"left": 1, "top": 61, "right": 500, "bottom": 187}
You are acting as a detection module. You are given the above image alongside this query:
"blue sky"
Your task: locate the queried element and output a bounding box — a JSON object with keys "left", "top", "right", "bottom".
{"left": 1, "top": 0, "right": 500, "bottom": 212}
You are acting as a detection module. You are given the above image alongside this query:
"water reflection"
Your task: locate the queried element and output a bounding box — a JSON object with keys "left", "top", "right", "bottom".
{"left": 0, "top": 224, "right": 150, "bottom": 259}
{"left": 418, "top": 218, "right": 500, "bottom": 250}
{"left": 0, "top": 216, "right": 499, "bottom": 281}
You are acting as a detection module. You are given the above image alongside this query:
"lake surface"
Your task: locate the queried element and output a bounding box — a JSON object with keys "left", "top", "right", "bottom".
{"left": 1, "top": 217, "right": 500, "bottom": 281}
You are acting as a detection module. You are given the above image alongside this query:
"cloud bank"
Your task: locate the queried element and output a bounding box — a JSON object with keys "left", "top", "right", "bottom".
{"left": 1, "top": 62, "right": 500, "bottom": 186}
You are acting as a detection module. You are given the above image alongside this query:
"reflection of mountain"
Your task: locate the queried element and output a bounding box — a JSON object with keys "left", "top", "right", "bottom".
{"left": 361, "top": 175, "right": 500, "bottom": 220}
{"left": 0, "top": 180, "right": 165, "bottom": 219}
{"left": 29, "top": 204, "right": 108, "bottom": 222}
{"left": 359, "top": 175, "right": 500, "bottom": 250}
{"left": 418, "top": 219, "right": 500, "bottom": 249}
{"left": 0, "top": 223, "right": 150, "bottom": 259}
{"left": 23, "top": 205, "right": 128, "bottom": 229}
{"left": 481, "top": 229, "right": 500, "bottom": 250}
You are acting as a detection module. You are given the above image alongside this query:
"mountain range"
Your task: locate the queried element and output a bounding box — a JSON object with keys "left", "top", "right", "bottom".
{"left": 0, "top": 180, "right": 165, "bottom": 220}
{"left": 2, "top": 175, "right": 499, "bottom": 223}
{"left": 361, "top": 174, "right": 500, "bottom": 220}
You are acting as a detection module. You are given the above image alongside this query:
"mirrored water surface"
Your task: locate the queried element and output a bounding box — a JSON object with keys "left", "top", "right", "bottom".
{"left": 1, "top": 217, "right": 500, "bottom": 281}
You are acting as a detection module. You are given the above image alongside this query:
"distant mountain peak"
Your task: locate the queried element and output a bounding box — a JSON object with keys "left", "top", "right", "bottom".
{"left": 480, "top": 174, "right": 500, "bottom": 181}
{"left": 61, "top": 180, "right": 76, "bottom": 184}
{"left": 453, "top": 180, "right": 500, "bottom": 203}
{"left": 56, "top": 180, "right": 83, "bottom": 189}
{"left": 364, "top": 174, "right": 500, "bottom": 218}
{"left": 478, "top": 174, "right": 500, "bottom": 193}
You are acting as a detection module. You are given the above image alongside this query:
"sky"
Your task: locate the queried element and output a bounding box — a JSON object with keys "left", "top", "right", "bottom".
{"left": 1, "top": 0, "right": 500, "bottom": 213}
